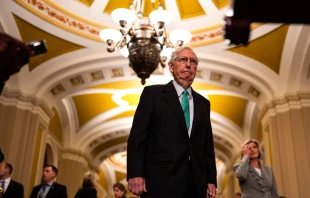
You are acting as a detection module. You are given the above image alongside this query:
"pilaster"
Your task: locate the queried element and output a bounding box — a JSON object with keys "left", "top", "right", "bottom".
{"left": 260, "top": 92, "right": 310, "bottom": 198}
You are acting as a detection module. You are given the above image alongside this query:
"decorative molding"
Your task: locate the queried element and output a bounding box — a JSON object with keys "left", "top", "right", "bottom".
{"left": 62, "top": 148, "right": 98, "bottom": 171}
{"left": 69, "top": 75, "right": 84, "bottom": 86}
{"left": 88, "top": 130, "right": 127, "bottom": 149}
{"left": 248, "top": 86, "right": 261, "bottom": 98}
{"left": 196, "top": 70, "right": 203, "bottom": 79}
{"left": 15, "top": 0, "right": 225, "bottom": 45}
{"left": 190, "top": 29, "right": 223, "bottom": 44}
{"left": 109, "top": 68, "right": 124, "bottom": 78}
{"left": 229, "top": 77, "right": 243, "bottom": 88}
{"left": 62, "top": 152, "right": 88, "bottom": 167}
{"left": 50, "top": 84, "right": 65, "bottom": 96}
{"left": 0, "top": 89, "right": 54, "bottom": 123}
{"left": 259, "top": 91, "right": 310, "bottom": 121}
{"left": 15, "top": 0, "right": 102, "bottom": 41}
{"left": 90, "top": 71, "right": 104, "bottom": 81}
{"left": 210, "top": 72, "right": 223, "bottom": 82}
{"left": 97, "top": 143, "right": 127, "bottom": 164}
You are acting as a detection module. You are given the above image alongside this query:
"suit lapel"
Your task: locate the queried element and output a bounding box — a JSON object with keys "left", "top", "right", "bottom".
{"left": 163, "top": 81, "right": 188, "bottom": 136}
{"left": 249, "top": 164, "right": 264, "bottom": 189}
{"left": 46, "top": 182, "right": 56, "bottom": 198}
{"left": 190, "top": 90, "right": 202, "bottom": 138}
{"left": 3, "top": 180, "right": 13, "bottom": 197}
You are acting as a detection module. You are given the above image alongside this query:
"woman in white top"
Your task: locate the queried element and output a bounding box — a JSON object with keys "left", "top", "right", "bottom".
{"left": 234, "top": 139, "right": 279, "bottom": 198}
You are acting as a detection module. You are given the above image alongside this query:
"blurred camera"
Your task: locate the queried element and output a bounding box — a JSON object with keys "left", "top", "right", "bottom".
{"left": 223, "top": 0, "right": 310, "bottom": 45}
{"left": 26, "top": 40, "right": 48, "bottom": 56}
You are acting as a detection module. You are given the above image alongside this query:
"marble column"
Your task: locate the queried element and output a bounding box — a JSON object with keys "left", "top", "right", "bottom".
{"left": 0, "top": 89, "right": 53, "bottom": 197}
{"left": 260, "top": 92, "right": 310, "bottom": 198}
{"left": 224, "top": 169, "right": 236, "bottom": 198}
{"left": 57, "top": 149, "right": 97, "bottom": 198}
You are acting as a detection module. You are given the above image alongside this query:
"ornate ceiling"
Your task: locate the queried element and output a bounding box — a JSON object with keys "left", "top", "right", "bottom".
{"left": 1, "top": 0, "right": 309, "bottom": 194}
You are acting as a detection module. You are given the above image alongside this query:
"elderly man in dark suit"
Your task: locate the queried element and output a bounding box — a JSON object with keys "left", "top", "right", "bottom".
{"left": 127, "top": 46, "right": 217, "bottom": 198}
{"left": 30, "top": 165, "right": 67, "bottom": 198}
{"left": 0, "top": 162, "right": 24, "bottom": 198}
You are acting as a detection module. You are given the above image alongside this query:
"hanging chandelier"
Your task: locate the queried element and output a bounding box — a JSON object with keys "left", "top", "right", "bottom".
{"left": 99, "top": 0, "right": 192, "bottom": 85}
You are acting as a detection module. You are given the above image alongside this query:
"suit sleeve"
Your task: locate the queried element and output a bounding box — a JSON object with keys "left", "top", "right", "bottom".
{"left": 61, "top": 185, "right": 68, "bottom": 198}
{"left": 234, "top": 156, "right": 250, "bottom": 180}
{"left": 205, "top": 99, "right": 217, "bottom": 186}
{"left": 61, "top": 186, "right": 68, "bottom": 198}
{"left": 29, "top": 187, "right": 37, "bottom": 198}
{"left": 91, "top": 188, "right": 97, "bottom": 198}
{"left": 18, "top": 183, "right": 24, "bottom": 198}
{"left": 127, "top": 86, "right": 154, "bottom": 180}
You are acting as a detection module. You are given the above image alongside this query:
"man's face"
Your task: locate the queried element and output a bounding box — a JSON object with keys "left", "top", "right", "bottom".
{"left": 42, "top": 166, "right": 56, "bottom": 183}
{"left": 169, "top": 49, "right": 198, "bottom": 89}
{"left": 0, "top": 163, "right": 8, "bottom": 178}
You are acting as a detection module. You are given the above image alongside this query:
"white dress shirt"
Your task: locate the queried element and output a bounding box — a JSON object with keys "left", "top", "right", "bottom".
{"left": 0, "top": 177, "right": 11, "bottom": 193}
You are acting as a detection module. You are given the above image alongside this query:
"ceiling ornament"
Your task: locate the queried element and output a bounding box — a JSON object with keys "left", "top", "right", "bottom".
{"left": 99, "top": 0, "right": 192, "bottom": 85}
{"left": 15, "top": 0, "right": 103, "bottom": 39}
{"left": 16, "top": 0, "right": 227, "bottom": 45}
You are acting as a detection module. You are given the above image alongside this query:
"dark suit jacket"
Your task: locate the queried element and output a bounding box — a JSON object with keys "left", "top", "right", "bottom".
{"left": 74, "top": 187, "right": 97, "bottom": 198}
{"left": 127, "top": 81, "right": 217, "bottom": 198}
{"left": 29, "top": 182, "right": 67, "bottom": 198}
{"left": 2, "top": 179, "right": 24, "bottom": 198}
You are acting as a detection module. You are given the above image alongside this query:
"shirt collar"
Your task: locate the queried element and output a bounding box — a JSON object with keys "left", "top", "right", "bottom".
{"left": 2, "top": 177, "right": 11, "bottom": 184}
{"left": 172, "top": 80, "right": 192, "bottom": 99}
{"left": 44, "top": 181, "right": 54, "bottom": 187}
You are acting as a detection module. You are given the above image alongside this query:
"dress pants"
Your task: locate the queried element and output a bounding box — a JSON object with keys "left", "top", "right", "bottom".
{"left": 184, "top": 161, "right": 199, "bottom": 198}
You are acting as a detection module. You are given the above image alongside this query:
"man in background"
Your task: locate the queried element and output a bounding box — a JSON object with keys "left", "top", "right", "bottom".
{"left": 0, "top": 162, "right": 24, "bottom": 198}
{"left": 30, "top": 165, "right": 67, "bottom": 198}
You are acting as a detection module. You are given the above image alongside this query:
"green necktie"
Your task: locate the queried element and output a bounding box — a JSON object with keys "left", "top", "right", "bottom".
{"left": 182, "top": 90, "right": 190, "bottom": 130}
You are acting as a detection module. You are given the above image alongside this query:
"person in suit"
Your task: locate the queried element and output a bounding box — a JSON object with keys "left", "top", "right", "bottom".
{"left": 74, "top": 170, "right": 98, "bottom": 198}
{"left": 234, "top": 139, "right": 279, "bottom": 198}
{"left": 30, "top": 164, "right": 67, "bottom": 198}
{"left": 126, "top": 46, "right": 217, "bottom": 198}
{"left": 113, "top": 183, "right": 126, "bottom": 198}
{"left": 0, "top": 162, "right": 24, "bottom": 198}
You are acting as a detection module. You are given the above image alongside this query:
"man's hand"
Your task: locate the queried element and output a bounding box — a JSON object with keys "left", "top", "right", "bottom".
{"left": 207, "top": 183, "right": 216, "bottom": 198}
{"left": 0, "top": 33, "right": 33, "bottom": 81}
{"left": 128, "top": 177, "right": 147, "bottom": 196}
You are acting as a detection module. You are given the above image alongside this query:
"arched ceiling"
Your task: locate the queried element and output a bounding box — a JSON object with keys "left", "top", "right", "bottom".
{"left": 1, "top": 0, "right": 310, "bottom": 186}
